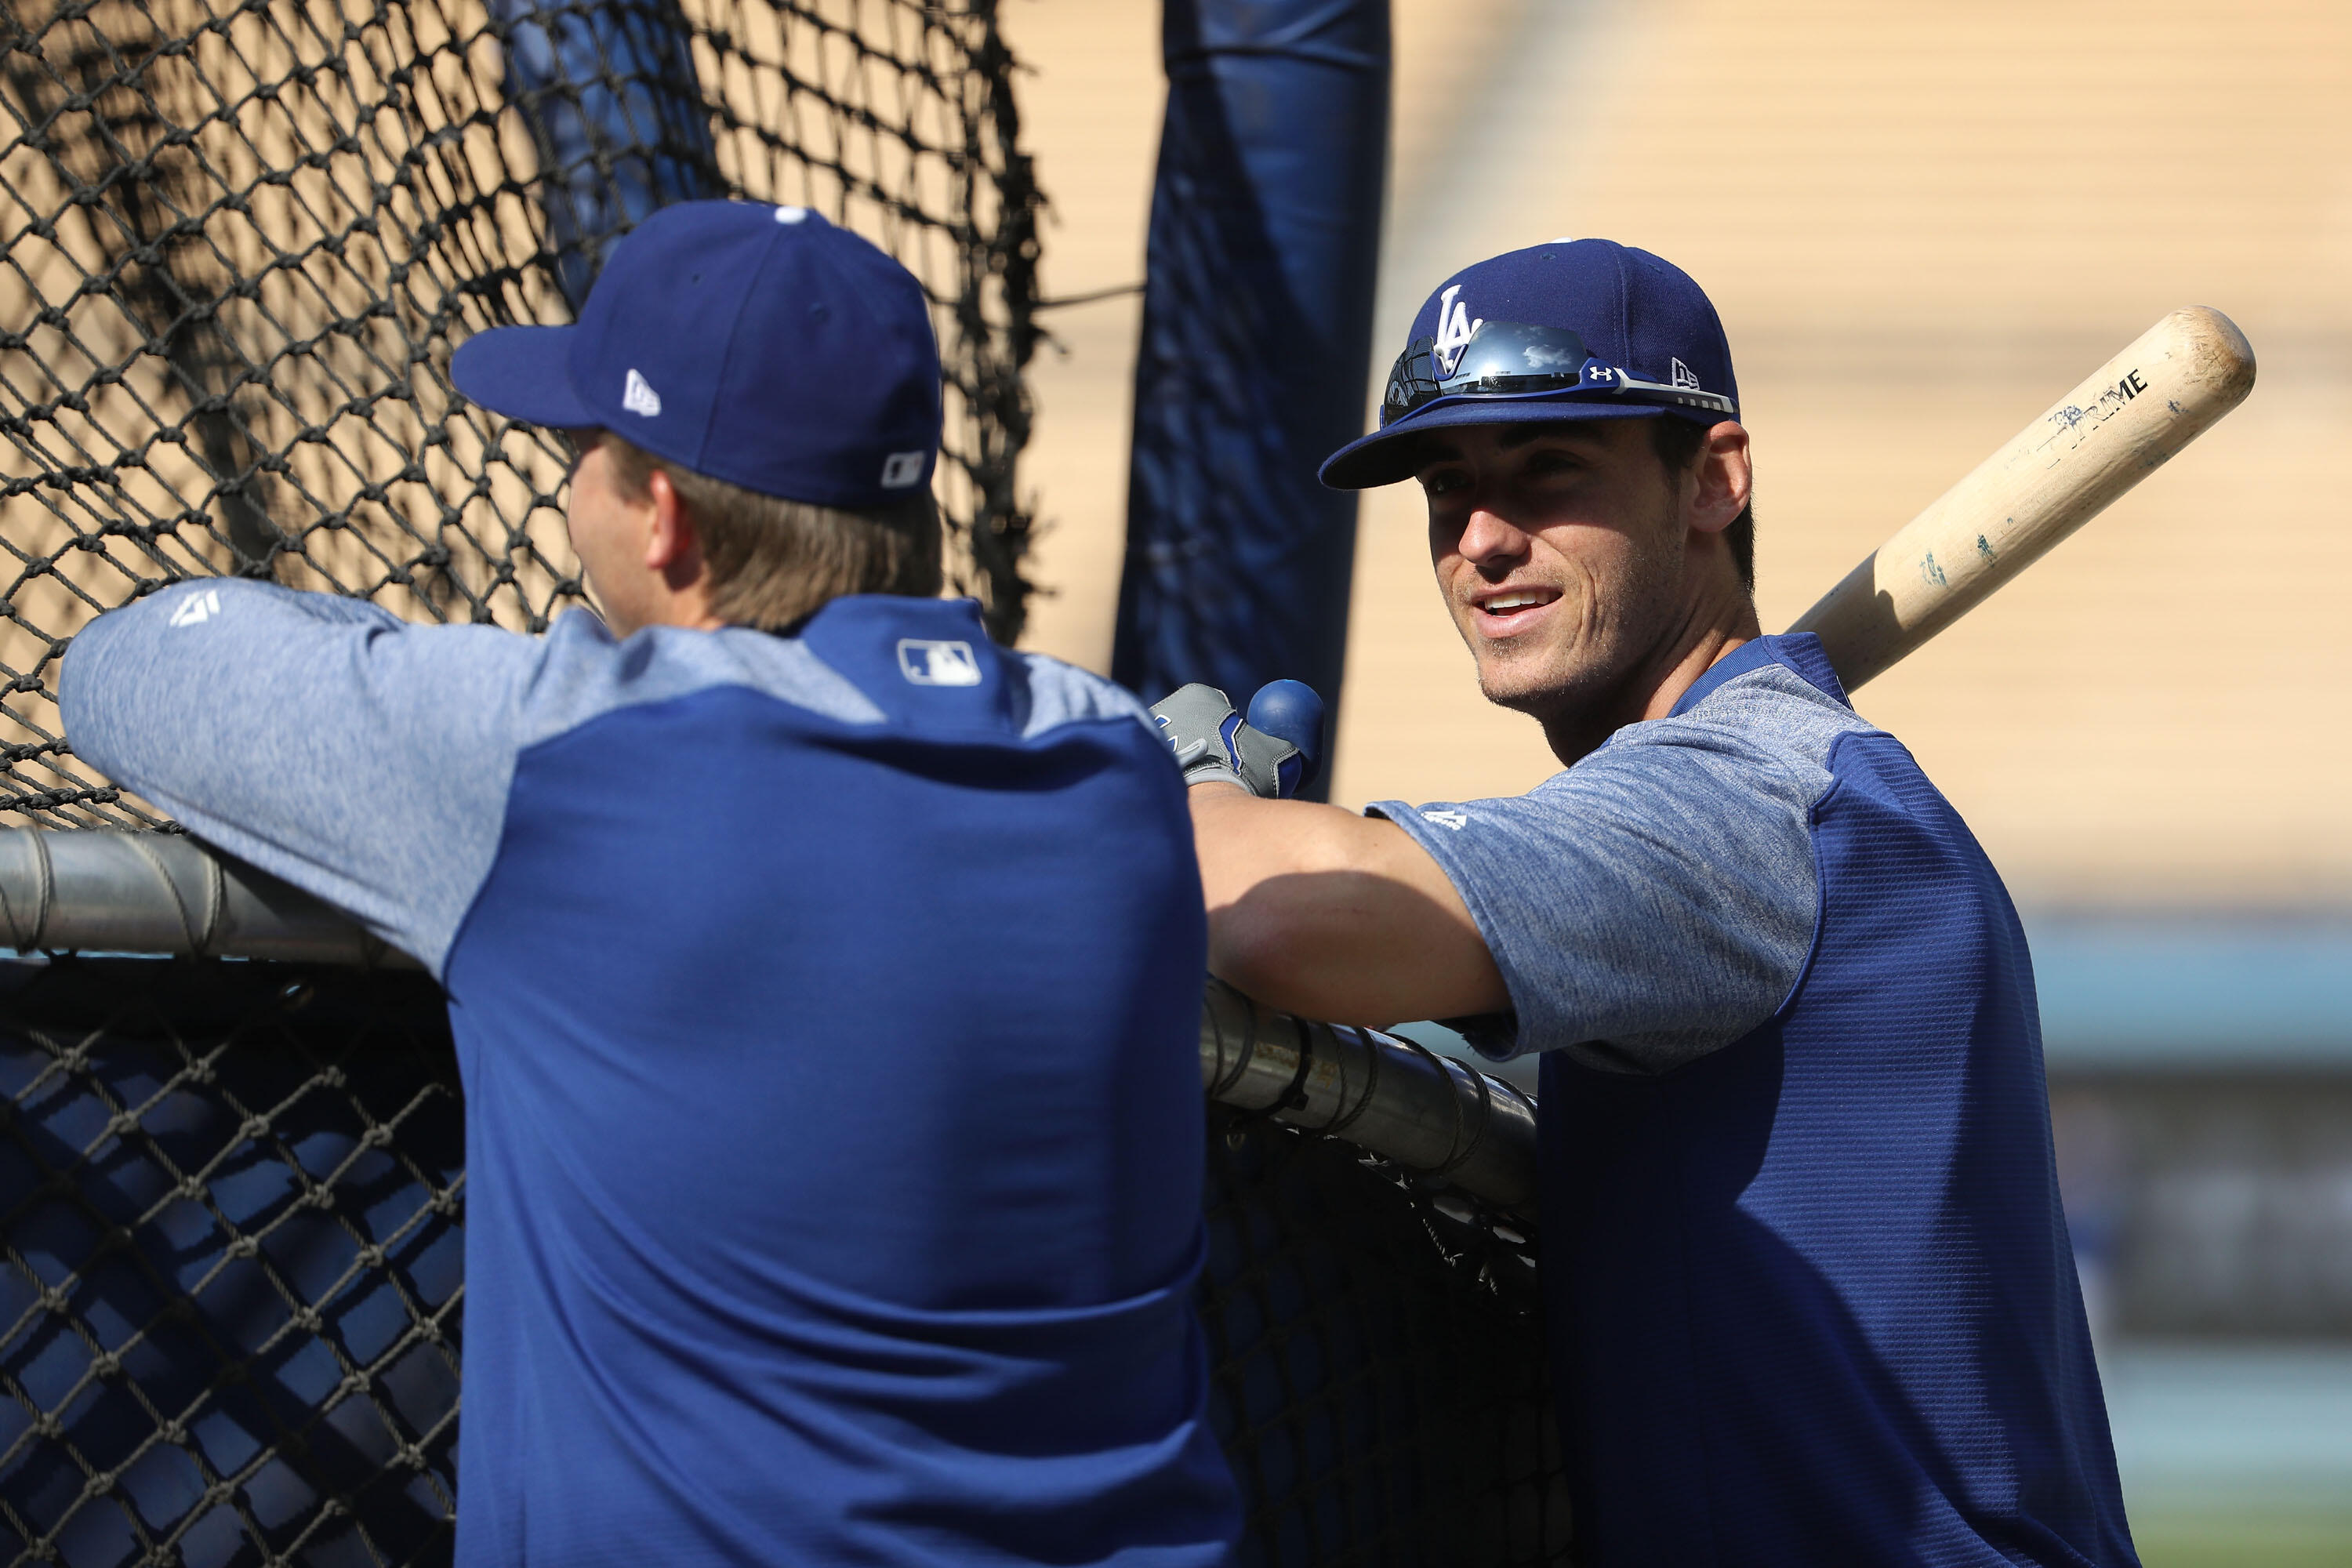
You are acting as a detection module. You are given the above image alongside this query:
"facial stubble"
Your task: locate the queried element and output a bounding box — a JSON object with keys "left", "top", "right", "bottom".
{"left": 1468, "top": 477, "right": 1690, "bottom": 738}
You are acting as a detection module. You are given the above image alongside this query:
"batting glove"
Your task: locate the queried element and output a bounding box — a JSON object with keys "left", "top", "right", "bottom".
{"left": 1149, "top": 683, "right": 1308, "bottom": 800}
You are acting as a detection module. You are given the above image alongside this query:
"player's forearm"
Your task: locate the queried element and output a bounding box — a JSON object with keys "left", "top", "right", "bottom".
{"left": 58, "top": 581, "right": 541, "bottom": 974}
{"left": 1186, "top": 784, "right": 1508, "bottom": 1026}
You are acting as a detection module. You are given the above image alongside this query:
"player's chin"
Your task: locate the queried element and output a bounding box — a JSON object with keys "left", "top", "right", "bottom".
{"left": 1473, "top": 652, "right": 1579, "bottom": 717}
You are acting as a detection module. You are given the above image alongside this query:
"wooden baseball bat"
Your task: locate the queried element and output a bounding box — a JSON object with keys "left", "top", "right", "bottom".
{"left": 1787, "top": 306, "right": 2256, "bottom": 691}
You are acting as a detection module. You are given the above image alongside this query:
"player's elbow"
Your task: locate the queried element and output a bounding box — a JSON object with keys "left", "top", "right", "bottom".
{"left": 55, "top": 606, "right": 144, "bottom": 769}
{"left": 1193, "top": 804, "right": 1503, "bottom": 1027}
{"left": 1204, "top": 889, "right": 1330, "bottom": 1017}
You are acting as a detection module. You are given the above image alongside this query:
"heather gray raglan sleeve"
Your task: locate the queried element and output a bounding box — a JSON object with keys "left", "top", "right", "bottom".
{"left": 1372, "top": 724, "right": 1824, "bottom": 1073}
{"left": 59, "top": 579, "right": 543, "bottom": 975}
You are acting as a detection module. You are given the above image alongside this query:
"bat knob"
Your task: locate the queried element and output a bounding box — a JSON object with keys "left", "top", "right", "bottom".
{"left": 1247, "top": 680, "right": 1325, "bottom": 789}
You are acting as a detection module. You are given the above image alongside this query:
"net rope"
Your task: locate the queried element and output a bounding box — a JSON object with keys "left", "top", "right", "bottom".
{"left": 2, "top": 963, "right": 463, "bottom": 1568}
{"left": 0, "top": 0, "right": 1041, "bottom": 827}
{"left": 1, "top": 962, "right": 1567, "bottom": 1567}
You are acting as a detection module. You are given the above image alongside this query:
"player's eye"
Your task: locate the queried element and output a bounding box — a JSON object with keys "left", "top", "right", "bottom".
{"left": 1417, "top": 466, "right": 1470, "bottom": 498}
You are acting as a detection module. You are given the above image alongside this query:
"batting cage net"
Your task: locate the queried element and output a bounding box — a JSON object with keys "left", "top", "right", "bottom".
{"left": 2, "top": 959, "right": 1568, "bottom": 1567}
{"left": 0, "top": 0, "right": 1040, "bottom": 827}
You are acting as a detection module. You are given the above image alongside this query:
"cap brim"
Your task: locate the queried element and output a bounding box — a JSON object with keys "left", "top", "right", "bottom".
{"left": 449, "top": 325, "right": 600, "bottom": 428}
{"left": 1318, "top": 395, "right": 1719, "bottom": 491}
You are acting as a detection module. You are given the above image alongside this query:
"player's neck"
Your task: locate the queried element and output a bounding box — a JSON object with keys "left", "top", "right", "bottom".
{"left": 1539, "top": 579, "right": 1763, "bottom": 766}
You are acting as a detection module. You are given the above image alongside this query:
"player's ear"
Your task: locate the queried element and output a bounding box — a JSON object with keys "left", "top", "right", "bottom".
{"left": 641, "top": 466, "right": 699, "bottom": 573}
{"left": 1687, "top": 420, "right": 1752, "bottom": 536}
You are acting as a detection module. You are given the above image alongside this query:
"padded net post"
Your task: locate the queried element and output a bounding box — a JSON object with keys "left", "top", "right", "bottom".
{"left": 491, "top": 0, "right": 724, "bottom": 309}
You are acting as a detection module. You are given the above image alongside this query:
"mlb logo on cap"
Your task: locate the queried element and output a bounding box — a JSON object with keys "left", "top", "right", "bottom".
{"left": 451, "top": 200, "right": 944, "bottom": 510}
{"left": 1320, "top": 238, "right": 1740, "bottom": 490}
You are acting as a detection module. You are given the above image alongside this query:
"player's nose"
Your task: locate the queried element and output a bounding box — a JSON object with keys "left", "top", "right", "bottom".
{"left": 1457, "top": 503, "right": 1532, "bottom": 568}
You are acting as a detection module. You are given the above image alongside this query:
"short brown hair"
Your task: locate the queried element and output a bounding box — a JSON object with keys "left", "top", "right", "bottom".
{"left": 595, "top": 433, "right": 942, "bottom": 631}
{"left": 1649, "top": 416, "right": 1755, "bottom": 592}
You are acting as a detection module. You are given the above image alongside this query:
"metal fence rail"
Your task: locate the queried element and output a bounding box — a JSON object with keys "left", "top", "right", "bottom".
{"left": 0, "top": 829, "right": 1539, "bottom": 1210}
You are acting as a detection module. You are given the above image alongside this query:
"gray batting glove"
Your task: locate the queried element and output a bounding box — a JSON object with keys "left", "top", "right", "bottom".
{"left": 1148, "top": 683, "right": 1308, "bottom": 799}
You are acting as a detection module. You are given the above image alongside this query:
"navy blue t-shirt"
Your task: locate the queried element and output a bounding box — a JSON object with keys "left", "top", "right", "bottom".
{"left": 1377, "top": 635, "right": 2137, "bottom": 1568}
{"left": 63, "top": 584, "right": 1242, "bottom": 1566}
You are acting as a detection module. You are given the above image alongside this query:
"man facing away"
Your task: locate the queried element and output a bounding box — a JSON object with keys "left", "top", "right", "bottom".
{"left": 1154, "top": 240, "right": 2138, "bottom": 1566}
{"left": 62, "top": 201, "right": 1241, "bottom": 1566}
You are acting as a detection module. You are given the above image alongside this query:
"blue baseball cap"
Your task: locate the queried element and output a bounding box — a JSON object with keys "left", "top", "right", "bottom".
{"left": 1319, "top": 238, "right": 1740, "bottom": 490}
{"left": 451, "top": 200, "right": 942, "bottom": 509}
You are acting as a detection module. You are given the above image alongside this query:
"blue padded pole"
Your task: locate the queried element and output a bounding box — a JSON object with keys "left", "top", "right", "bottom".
{"left": 493, "top": 0, "right": 720, "bottom": 310}
{"left": 1111, "top": 0, "right": 1390, "bottom": 797}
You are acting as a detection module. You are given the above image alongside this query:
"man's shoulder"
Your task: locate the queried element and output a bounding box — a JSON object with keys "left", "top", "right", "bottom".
{"left": 1004, "top": 650, "right": 1155, "bottom": 740}
{"left": 1384, "top": 644, "right": 1871, "bottom": 866}
{"left": 506, "top": 611, "right": 885, "bottom": 750}
{"left": 1606, "top": 640, "right": 1877, "bottom": 779}
{"left": 515, "top": 604, "right": 1156, "bottom": 753}
{"left": 1592, "top": 641, "right": 1988, "bottom": 870}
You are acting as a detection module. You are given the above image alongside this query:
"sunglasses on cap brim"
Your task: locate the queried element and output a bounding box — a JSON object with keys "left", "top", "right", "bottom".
{"left": 1380, "top": 320, "right": 1736, "bottom": 429}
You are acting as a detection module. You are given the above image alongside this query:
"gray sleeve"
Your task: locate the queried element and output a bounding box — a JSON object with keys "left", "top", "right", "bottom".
{"left": 1370, "top": 724, "right": 1823, "bottom": 1073}
{"left": 1009, "top": 649, "right": 1172, "bottom": 745}
{"left": 60, "top": 579, "right": 538, "bottom": 975}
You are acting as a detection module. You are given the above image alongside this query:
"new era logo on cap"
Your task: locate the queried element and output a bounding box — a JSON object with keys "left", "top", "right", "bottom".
{"left": 622, "top": 368, "right": 661, "bottom": 418}
{"left": 879, "top": 450, "right": 926, "bottom": 488}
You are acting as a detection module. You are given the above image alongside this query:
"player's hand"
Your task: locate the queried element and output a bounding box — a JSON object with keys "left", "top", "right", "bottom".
{"left": 1149, "top": 682, "right": 1317, "bottom": 799}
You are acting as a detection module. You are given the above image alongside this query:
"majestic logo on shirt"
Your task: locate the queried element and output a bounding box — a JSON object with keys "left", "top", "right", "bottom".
{"left": 1421, "top": 808, "right": 1468, "bottom": 831}
{"left": 1432, "top": 285, "right": 1483, "bottom": 377}
{"left": 897, "top": 639, "right": 982, "bottom": 687}
{"left": 165, "top": 588, "right": 224, "bottom": 628}
{"left": 878, "top": 450, "right": 927, "bottom": 488}
{"left": 622, "top": 368, "right": 662, "bottom": 418}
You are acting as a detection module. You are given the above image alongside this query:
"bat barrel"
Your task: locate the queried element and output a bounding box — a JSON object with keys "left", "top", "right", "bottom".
{"left": 1788, "top": 306, "right": 2256, "bottom": 691}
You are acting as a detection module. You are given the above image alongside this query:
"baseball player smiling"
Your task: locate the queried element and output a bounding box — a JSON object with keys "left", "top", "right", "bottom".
{"left": 1156, "top": 239, "right": 2138, "bottom": 1567}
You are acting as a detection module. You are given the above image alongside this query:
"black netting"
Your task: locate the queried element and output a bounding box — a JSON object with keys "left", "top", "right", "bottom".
{"left": 0, "top": 0, "right": 1041, "bottom": 826}
{"left": 1, "top": 961, "right": 1567, "bottom": 1567}
{"left": 0, "top": 960, "right": 460, "bottom": 1568}
{"left": 1204, "top": 1106, "right": 1569, "bottom": 1566}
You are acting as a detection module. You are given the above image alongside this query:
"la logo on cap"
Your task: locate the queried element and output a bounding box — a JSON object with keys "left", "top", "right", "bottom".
{"left": 1433, "top": 283, "right": 1482, "bottom": 376}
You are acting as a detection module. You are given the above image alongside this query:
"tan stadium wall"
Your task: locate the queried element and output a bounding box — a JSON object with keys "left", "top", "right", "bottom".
{"left": 1005, "top": 0, "right": 2352, "bottom": 912}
